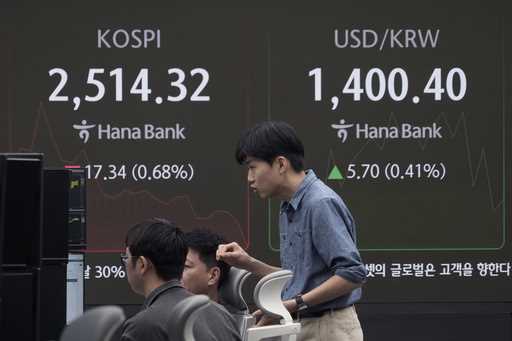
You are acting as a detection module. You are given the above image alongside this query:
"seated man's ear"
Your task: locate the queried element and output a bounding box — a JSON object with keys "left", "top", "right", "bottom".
{"left": 208, "top": 266, "right": 221, "bottom": 287}
{"left": 139, "top": 256, "right": 153, "bottom": 275}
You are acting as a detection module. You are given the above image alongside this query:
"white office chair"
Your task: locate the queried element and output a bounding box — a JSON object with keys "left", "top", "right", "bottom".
{"left": 246, "top": 270, "right": 301, "bottom": 341}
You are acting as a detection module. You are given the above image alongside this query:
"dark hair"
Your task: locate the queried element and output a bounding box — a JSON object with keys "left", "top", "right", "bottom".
{"left": 125, "top": 218, "right": 187, "bottom": 281}
{"left": 184, "top": 229, "right": 231, "bottom": 288}
{"left": 235, "top": 121, "right": 305, "bottom": 172}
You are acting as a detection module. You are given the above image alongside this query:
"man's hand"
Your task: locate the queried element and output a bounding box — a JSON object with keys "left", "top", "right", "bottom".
{"left": 252, "top": 309, "right": 278, "bottom": 326}
{"left": 252, "top": 299, "right": 298, "bottom": 326}
{"left": 217, "top": 242, "right": 281, "bottom": 276}
{"left": 283, "top": 299, "right": 298, "bottom": 314}
{"left": 216, "top": 242, "right": 252, "bottom": 269}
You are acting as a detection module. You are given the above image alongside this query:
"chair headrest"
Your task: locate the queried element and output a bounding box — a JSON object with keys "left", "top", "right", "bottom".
{"left": 59, "top": 306, "right": 125, "bottom": 341}
{"left": 168, "top": 295, "right": 211, "bottom": 341}
{"left": 219, "top": 267, "right": 251, "bottom": 312}
{"left": 253, "top": 270, "right": 293, "bottom": 322}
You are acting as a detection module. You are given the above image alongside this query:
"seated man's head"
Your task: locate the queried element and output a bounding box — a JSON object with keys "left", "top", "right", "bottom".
{"left": 182, "top": 229, "right": 230, "bottom": 301}
{"left": 123, "top": 218, "right": 187, "bottom": 297}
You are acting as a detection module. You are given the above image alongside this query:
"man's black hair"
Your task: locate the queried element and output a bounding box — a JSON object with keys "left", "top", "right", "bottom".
{"left": 184, "top": 229, "right": 231, "bottom": 288}
{"left": 235, "top": 121, "right": 305, "bottom": 172}
{"left": 125, "top": 218, "right": 187, "bottom": 281}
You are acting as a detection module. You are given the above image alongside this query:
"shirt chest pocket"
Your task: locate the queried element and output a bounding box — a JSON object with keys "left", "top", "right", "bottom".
{"left": 282, "top": 228, "right": 309, "bottom": 270}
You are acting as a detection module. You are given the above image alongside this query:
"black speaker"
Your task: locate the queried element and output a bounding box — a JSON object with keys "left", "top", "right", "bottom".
{"left": 0, "top": 154, "right": 43, "bottom": 269}
{"left": 0, "top": 271, "right": 36, "bottom": 341}
{"left": 42, "top": 169, "right": 70, "bottom": 261}
{"left": 37, "top": 265, "right": 67, "bottom": 341}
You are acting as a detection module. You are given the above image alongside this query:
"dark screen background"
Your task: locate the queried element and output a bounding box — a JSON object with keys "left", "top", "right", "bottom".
{"left": 1, "top": 0, "right": 510, "bottom": 304}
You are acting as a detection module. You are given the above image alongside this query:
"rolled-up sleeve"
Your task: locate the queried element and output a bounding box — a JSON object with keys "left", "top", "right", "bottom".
{"left": 310, "top": 198, "right": 367, "bottom": 284}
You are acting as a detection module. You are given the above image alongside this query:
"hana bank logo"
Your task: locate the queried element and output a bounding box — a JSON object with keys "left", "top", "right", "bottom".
{"left": 330, "top": 118, "right": 443, "bottom": 141}
{"left": 72, "top": 121, "right": 187, "bottom": 142}
{"left": 331, "top": 119, "right": 354, "bottom": 143}
{"left": 73, "top": 120, "right": 96, "bottom": 144}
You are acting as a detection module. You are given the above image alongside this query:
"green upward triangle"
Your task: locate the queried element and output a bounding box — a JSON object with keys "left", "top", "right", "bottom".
{"left": 328, "top": 165, "right": 344, "bottom": 180}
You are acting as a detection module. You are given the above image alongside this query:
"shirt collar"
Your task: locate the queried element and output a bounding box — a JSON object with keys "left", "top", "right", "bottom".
{"left": 280, "top": 170, "right": 317, "bottom": 213}
{"left": 143, "top": 279, "right": 182, "bottom": 308}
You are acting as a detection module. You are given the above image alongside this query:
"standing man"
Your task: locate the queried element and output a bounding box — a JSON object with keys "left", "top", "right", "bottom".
{"left": 120, "top": 218, "right": 241, "bottom": 341}
{"left": 217, "top": 121, "right": 367, "bottom": 341}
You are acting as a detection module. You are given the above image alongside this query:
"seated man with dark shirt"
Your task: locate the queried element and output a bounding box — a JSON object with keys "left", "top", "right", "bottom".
{"left": 119, "top": 218, "right": 241, "bottom": 341}
{"left": 182, "top": 229, "right": 230, "bottom": 303}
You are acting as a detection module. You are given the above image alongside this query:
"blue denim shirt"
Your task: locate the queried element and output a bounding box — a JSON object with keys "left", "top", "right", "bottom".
{"left": 280, "top": 170, "right": 367, "bottom": 313}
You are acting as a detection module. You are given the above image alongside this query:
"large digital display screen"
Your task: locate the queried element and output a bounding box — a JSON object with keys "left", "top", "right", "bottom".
{"left": 2, "top": 0, "right": 511, "bottom": 304}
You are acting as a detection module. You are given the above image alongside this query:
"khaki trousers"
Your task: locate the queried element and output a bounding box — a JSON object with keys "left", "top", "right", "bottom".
{"left": 297, "top": 306, "right": 363, "bottom": 341}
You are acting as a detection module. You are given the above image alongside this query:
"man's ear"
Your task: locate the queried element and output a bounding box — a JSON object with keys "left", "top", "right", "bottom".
{"left": 275, "top": 156, "right": 289, "bottom": 174}
{"left": 138, "top": 256, "right": 152, "bottom": 275}
{"left": 208, "top": 267, "right": 221, "bottom": 287}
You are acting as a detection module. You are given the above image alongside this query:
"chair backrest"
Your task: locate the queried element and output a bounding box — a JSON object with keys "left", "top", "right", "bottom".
{"left": 59, "top": 306, "right": 125, "bottom": 341}
{"left": 246, "top": 270, "right": 301, "bottom": 341}
{"left": 219, "top": 267, "right": 250, "bottom": 313}
{"left": 168, "top": 295, "right": 211, "bottom": 341}
{"left": 253, "top": 270, "right": 293, "bottom": 323}
{"left": 219, "top": 267, "right": 255, "bottom": 338}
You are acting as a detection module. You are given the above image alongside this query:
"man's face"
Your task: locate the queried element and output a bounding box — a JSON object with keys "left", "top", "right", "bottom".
{"left": 182, "top": 249, "right": 214, "bottom": 295}
{"left": 245, "top": 157, "right": 282, "bottom": 199}
{"left": 124, "top": 247, "right": 144, "bottom": 295}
